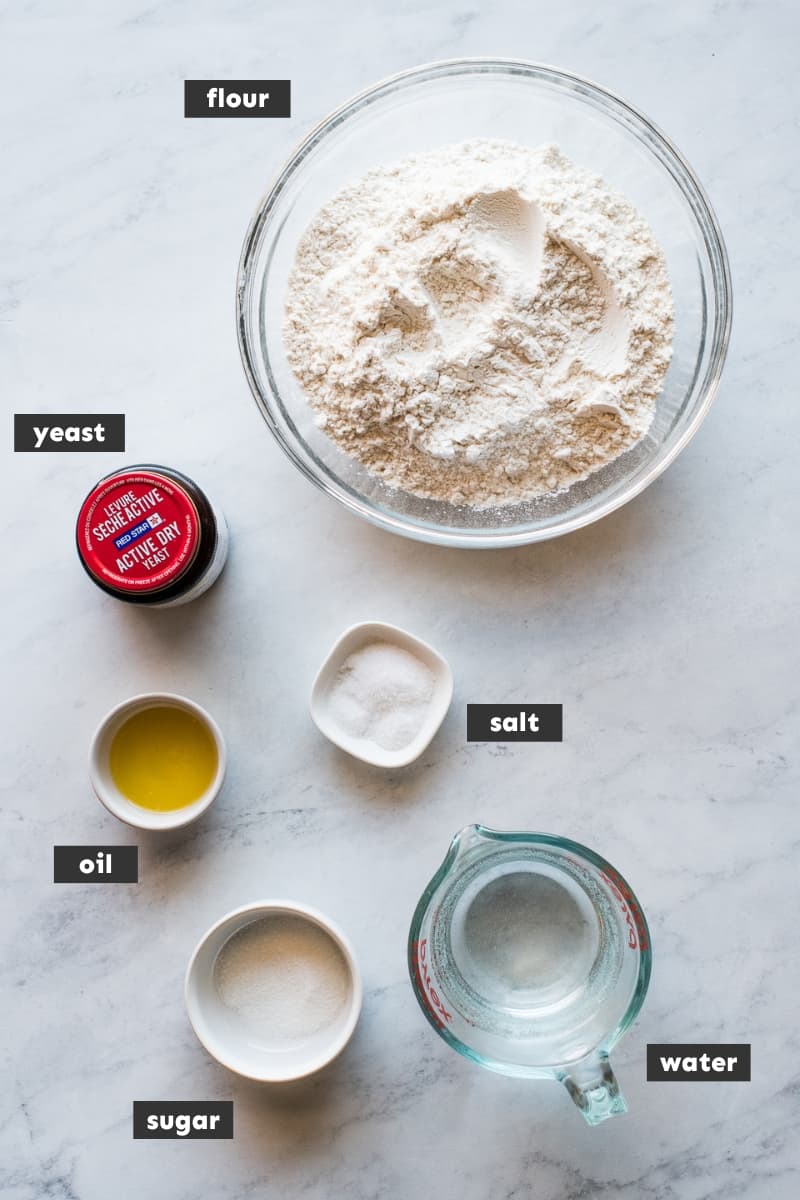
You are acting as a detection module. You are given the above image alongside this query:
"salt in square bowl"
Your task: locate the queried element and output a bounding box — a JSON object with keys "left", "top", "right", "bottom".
{"left": 310, "top": 621, "right": 453, "bottom": 768}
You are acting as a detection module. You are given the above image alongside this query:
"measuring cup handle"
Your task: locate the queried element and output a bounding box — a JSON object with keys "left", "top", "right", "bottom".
{"left": 561, "top": 1054, "right": 627, "bottom": 1125}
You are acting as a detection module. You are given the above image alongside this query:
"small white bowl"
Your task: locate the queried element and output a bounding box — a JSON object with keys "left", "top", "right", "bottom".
{"left": 88, "top": 692, "right": 226, "bottom": 831}
{"left": 185, "top": 901, "right": 362, "bottom": 1082}
{"left": 310, "top": 621, "right": 453, "bottom": 768}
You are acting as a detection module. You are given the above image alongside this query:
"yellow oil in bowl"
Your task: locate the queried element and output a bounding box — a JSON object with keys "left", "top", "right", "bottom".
{"left": 109, "top": 705, "right": 218, "bottom": 812}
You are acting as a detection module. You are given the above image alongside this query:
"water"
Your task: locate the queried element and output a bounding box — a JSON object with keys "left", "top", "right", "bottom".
{"left": 452, "top": 865, "right": 600, "bottom": 1015}
{"left": 431, "top": 850, "right": 624, "bottom": 1050}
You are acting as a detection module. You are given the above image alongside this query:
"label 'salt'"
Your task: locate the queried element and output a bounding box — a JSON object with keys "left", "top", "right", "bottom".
{"left": 184, "top": 80, "right": 291, "bottom": 118}
{"left": 133, "top": 1101, "right": 233, "bottom": 1139}
{"left": 467, "top": 704, "right": 563, "bottom": 742}
{"left": 646, "top": 1044, "right": 751, "bottom": 1081}
{"left": 53, "top": 845, "right": 138, "bottom": 883}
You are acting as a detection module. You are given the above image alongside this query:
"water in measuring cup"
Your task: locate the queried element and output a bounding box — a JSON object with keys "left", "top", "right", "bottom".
{"left": 435, "top": 851, "right": 624, "bottom": 1055}
{"left": 453, "top": 867, "right": 599, "bottom": 1013}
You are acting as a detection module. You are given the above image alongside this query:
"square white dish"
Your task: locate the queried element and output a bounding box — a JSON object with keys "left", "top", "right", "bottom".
{"left": 310, "top": 621, "right": 453, "bottom": 768}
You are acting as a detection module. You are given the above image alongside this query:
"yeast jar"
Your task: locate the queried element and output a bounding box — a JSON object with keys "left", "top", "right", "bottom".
{"left": 76, "top": 465, "right": 228, "bottom": 607}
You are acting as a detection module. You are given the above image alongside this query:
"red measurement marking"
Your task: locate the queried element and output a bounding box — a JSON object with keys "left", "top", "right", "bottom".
{"left": 601, "top": 868, "right": 649, "bottom": 952}
{"left": 412, "top": 939, "right": 452, "bottom": 1029}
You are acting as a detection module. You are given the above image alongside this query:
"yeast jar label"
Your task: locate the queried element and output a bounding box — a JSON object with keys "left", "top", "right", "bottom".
{"left": 77, "top": 469, "right": 201, "bottom": 595}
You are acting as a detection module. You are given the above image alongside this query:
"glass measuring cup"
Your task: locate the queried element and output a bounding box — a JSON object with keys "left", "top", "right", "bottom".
{"left": 408, "top": 826, "right": 651, "bottom": 1125}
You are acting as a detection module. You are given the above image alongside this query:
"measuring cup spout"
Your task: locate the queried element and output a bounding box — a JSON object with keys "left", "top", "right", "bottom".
{"left": 561, "top": 1053, "right": 627, "bottom": 1126}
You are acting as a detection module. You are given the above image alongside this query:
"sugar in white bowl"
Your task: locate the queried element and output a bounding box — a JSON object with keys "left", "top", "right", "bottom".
{"left": 185, "top": 901, "right": 362, "bottom": 1081}
{"left": 214, "top": 914, "right": 351, "bottom": 1046}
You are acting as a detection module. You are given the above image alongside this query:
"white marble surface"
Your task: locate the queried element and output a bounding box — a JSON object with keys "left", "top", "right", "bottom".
{"left": 2, "top": 2, "right": 799, "bottom": 1197}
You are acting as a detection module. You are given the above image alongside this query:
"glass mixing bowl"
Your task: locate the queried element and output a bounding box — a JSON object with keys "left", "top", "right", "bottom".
{"left": 237, "top": 59, "right": 731, "bottom": 548}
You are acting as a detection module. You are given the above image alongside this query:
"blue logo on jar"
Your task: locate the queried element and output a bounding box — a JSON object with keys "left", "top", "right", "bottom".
{"left": 114, "top": 515, "right": 162, "bottom": 550}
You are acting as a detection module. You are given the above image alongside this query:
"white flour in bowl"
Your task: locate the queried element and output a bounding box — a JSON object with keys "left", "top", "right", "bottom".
{"left": 284, "top": 140, "right": 673, "bottom": 507}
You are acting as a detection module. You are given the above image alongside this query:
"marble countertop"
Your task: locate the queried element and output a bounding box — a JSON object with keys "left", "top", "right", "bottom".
{"left": 3, "top": 2, "right": 798, "bottom": 1197}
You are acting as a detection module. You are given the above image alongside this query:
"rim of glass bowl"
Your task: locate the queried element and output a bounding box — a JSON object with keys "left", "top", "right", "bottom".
{"left": 237, "top": 57, "right": 732, "bottom": 549}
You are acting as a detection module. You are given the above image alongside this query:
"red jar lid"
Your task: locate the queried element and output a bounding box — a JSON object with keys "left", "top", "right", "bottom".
{"left": 77, "top": 468, "right": 201, "bottom": 595}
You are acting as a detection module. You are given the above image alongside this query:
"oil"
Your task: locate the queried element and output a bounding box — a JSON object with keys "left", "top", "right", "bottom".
{"left": 109, "top": 705, "right": 218, "bottom": 811}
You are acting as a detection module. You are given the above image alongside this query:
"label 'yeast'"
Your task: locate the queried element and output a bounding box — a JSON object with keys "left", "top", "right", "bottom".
{"left": 14, "top": 414, "right": 125, "bottom": 452}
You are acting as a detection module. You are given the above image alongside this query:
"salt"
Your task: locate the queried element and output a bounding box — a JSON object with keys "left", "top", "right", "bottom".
{"left": 328, "top": 641, "right": 435, "bottom": 751}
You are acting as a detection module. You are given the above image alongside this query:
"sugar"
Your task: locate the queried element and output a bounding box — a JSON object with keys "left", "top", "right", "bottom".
{"left": 213, "top": 915, "right": 350, "bottom": 1042}
{"left": 328, "top": 641, "right": 435, "bottom": 751}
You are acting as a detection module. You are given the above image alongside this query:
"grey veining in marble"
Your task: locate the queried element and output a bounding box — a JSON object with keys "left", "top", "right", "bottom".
{"left": 2, "top": 1, "right": 799, "bottom": 1197}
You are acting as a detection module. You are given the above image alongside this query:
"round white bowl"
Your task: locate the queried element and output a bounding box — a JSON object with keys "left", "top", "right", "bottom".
{"left": 88, "top": 692, "right": 226, "bottom": 831}
{"left": 185, "top": 901, "right": 362, "bottom": 1082}
{"left": 238, "top": 58, "right": 731, "bottom": 547}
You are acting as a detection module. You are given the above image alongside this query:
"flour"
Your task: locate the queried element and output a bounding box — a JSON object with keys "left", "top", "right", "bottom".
{"left": 284, "top": 141, "right": 673, "bottom": 507}
{"left": 214, "top": 915, "right": 350, "bottom": 1042}
{"left": 328, "top": 641, "right": 434, "bottom": 751}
